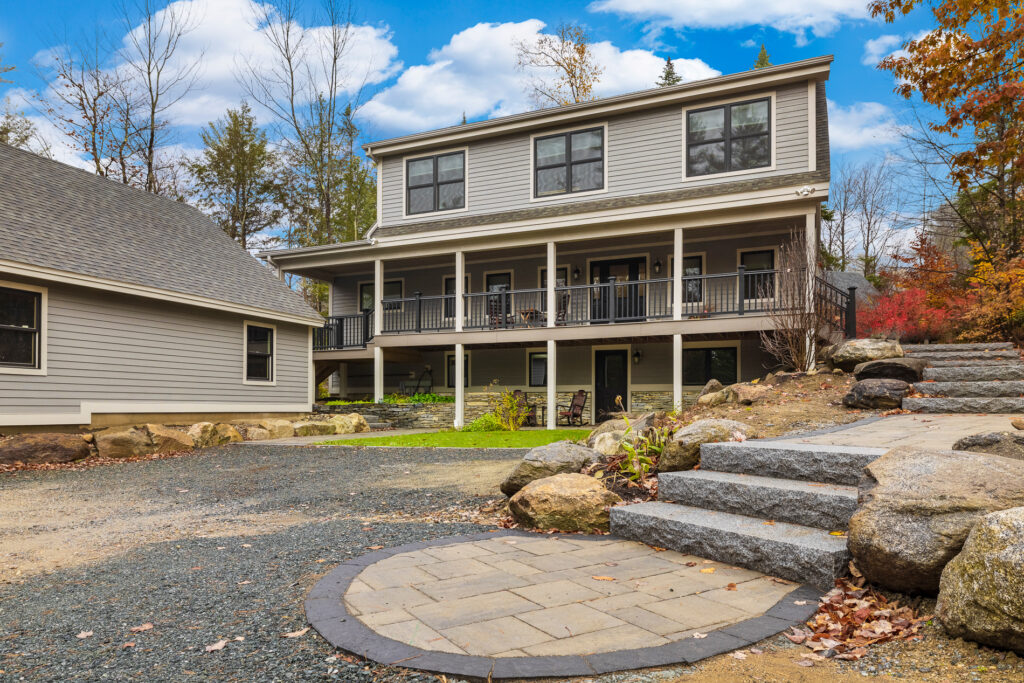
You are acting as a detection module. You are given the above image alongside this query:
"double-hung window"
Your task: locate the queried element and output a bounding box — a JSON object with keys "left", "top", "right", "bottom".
{"left": 534, "top": 127, "right": 604, "bottom": 197}
{"left": 245, "top": 323, "right": 275, "bottom": 383}
{"left": 686, "top": 98, "right": 770, "bottom": 177}
{"left": 0, "top": 285, "right": 42, "bottom": 370}
{"left": 528, "top": 352, "right": 547, "bottom": 387}
{"left": 406, "top": 151, "right": 465, "bottom": 215}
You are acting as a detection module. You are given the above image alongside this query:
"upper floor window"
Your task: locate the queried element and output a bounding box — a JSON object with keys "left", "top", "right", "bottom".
{"left": 406, "top": 151, "right": 465, "bottom": 215}
{"left": 686, "top": 98, "right": 770, "bottom": 177}
{"left": 0, "top": 285, "right": 42, "bottom": 370}
{"left": 534, "top": 127, "right": 604, "bottom": 197}
{"left": 244, "top": 322, "right": 275, "bottom": 383}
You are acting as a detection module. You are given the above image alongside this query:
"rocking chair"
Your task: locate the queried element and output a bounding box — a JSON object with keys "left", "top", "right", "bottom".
{"left": 558, "top": 389, "right": 588, "bottom": 426}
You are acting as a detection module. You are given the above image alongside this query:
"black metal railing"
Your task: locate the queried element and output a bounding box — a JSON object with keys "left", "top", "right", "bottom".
{"left": 814, "top": 276, "right": 857, "bottom": 338}
{"left": 314, "top": 310, "right": 373, "bottom": 350}
{"left": 464, "top": 287, "right": 548, "bottom": 329}
{"left": 380, "top": 292, "right": 456, "bottom": 333}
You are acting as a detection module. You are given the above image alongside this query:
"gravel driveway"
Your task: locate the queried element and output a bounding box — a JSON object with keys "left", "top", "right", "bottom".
{"left": 0, "top": 445, "right": 522, "bottom": 682}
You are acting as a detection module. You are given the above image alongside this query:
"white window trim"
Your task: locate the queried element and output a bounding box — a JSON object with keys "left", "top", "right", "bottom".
{"left": 357, "top": 278, "right": 406, "bottom": 313}
{"left": 737, "top": 246, "right": 781, "bottom": 307}
{"left": 525, "top": 346, "right": 548, "bottom": 387}
{"left": 444, "top": 349, "right": 471, "bottom": 388}
{"left": 0, "top": 279, "right": 47, "bottom": 376}
{"left": 536, "top": 263, "right": 571, "bottom": 288}
{"left": 682, "top": 340, "right": 741, "bottom": 388}
{"left": 243, "top": 320, "right": 277, "bottom": 386}
{"left": 529, "top": 122, "right": 610, "bottom": 203}
{"left": 481, "top": 269, "right": 515, "bottom": 292}
{"left": 401, "top": 146, "right": 470, "bottom": 219}
{"left": 681, "top": 91, "right": 776, "bottom": 183}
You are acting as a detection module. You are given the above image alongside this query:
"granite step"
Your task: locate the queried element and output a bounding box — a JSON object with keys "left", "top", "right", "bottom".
{"left": 902, "top": 342, "right": 1014, "bottom": 352}
{"left": 659, "top": 470, "right": 859, "bottom": 530}
{"left": 610, "top": 502, "right": 850, "bottom": 589}
{"left": 904, "top": 349, "right": 1019, "bottom": 362}
{"left": 926, "top": 359, "right": 1024, "bottom": 367}
{"left": 699, "top": 441, "right": 886, "bottom": 486}
{"left": 914, "top": 381, "right": 1024, "bottom": 398}
{"left": 923, "top": 365, "right": 1024, "bottom": 382}
{"left": 902, "top": 397, "right": 1024, "bottom": 413}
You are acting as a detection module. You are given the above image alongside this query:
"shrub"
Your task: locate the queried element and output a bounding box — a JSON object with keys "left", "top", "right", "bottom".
{"left": 492, "top": 387, "right": 529, "bottom": 431}
{"left": 857, "top": 288, "right": 958, "bottom": 343}
{"left": 460, "top": 413, "right": 506, "bottom": 432}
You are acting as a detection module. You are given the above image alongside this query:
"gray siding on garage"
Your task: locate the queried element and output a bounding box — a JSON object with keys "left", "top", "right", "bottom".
{"left": 0, "top": 275, "right": 310, "bottom": 417}
{"left": 379, "top": 82, "right": 811, "bottom": 228}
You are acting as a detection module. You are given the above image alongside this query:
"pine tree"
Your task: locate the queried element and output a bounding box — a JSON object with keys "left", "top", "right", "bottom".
{"left": 754, "top": 44, "right": 772, "bottom": 69}
{"left": 461, "top": 111, "right": 467, "bottom": 125}
{"left": 656, "top": 57, "right": 682, "bottom": 87}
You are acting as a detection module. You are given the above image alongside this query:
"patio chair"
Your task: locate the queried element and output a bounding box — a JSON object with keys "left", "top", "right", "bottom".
{"left": 556, "top": 290, "right": 571, "bottom": 324}
{"left": 558, "top": 390, "right": 588, "bottom": 426}
{"left": 512, "top": 389, "right": 538, "bottom": 427}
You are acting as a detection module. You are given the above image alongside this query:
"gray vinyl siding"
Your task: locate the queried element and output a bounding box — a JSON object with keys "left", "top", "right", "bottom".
{"left": 0, "top": 275, "right": 310, "bottom": 416}
{"left": 379, "top": 82, "right": 812, "bottom": 228}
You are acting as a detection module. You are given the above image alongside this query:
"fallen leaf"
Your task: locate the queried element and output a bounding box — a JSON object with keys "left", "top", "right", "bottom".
{"left": 281, "top": 627, "right": 310, "bottom": 638}
{"left": 205, "top": 639, "right": 229, "bottom": 652}
{"left": 233, "top": 636, "right": 244, "bottom": 642}
{"left": 591, "top": 576, "right": 616, "bottom": 581}
{"left": 795, "top": 659, "right": 815, "bottom": 667}
{"left": 241, "top": 544, "right": 252, "bottom": 548}
{"left": 726, "top": 582, "right": 738, "bottom": 591}
{"left": 130, "top": 623, "right": 153, "bottom": 633}
{"left": 685, "top": 561, "right": 698, "bottom": 567}
{"left": 729, "top": 650, "right": 748, "bottom": 659}
{"left": 76, "top": 631, "right": 93, "bottom": 639}
{"left": 692, "top": 632, "right": 708, "bottom": 639}
{"left": 123, "top": 642, "right": 135, "bottom": 649}
{"left": 750, "top": 648, "right": 764, "bottom": 654}
{"left": 829, "top": 531, "right": 847, "bottom": 537}
{"left": 237, "top": 580, "right": 251, "bottom": 585}
{"left": 366, "top": 545, "right": 384, "bottom": 550}
{"left": 700, "top": 568, "right": 716, "bottom": 574}
{"left": 763, "top": 520, "right": 776, "bottom": 526}
{"left": 794, "top": 600, "right": 809, "bottom": 605}
{"left": 648, "top": 545, "right": 667, "bottom": 552}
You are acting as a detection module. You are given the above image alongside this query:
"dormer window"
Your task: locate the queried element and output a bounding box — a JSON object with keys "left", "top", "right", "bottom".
{"left": 686, "top": 98, "right": 770, "bottom": 177}
{"left": 406, "top": 151, "right": 466, "bottom": 215}
{"left": 534, "top": 127, "right": 604, "bottom": 197}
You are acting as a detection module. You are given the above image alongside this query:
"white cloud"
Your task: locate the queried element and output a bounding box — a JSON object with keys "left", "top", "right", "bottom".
{"left": 861, "top": 30, "right": 931, "bottom": 67}
{"left": 828, "top": 99, "right": 905, "bottom": 150}
{"left": 360, "top": 20, "right": 719, "bottom": 133}
{"left": 588, "top": 0, "right": 870, "bottom": 45}
{"left": 740, "top": 38, "right": 758, "bottom": 48}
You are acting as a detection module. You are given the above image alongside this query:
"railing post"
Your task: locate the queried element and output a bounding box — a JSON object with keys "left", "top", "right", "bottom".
{"left": 846, "top": 286, "right": 858, "bottom": 338}
{"left": 606, "top": 277, "right": 617, "bottom": 322}
{"left": 362, "top": 310, "right": 371, "bottom": 346}
{"left": 415, "top": 291, "right": 422, "bottom": 333}
{"left": 737, "top": 266, "right": 745, "bottom": 315}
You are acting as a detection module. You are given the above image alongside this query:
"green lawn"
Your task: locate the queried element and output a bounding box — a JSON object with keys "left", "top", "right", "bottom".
{"left": 316, "top": 429, "right": 590, "bottom": 448}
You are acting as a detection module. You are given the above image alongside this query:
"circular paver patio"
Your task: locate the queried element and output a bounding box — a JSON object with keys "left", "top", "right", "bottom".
{"left": 306, "top": 530, "right": 822, "bottom": 678}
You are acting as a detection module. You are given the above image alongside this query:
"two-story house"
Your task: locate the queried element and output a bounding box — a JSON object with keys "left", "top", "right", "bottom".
{"left": 261, "top": 56, "right": 853, "bottom": 426}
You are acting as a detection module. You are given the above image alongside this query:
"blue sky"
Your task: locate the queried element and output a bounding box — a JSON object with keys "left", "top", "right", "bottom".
{"left": 0, "top": 0, "right": 933, "bottom": 167}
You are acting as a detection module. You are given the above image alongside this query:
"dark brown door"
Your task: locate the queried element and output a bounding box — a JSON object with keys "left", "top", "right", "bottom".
{"left": 594, "top": 349, "right": 629, "bottom": 421}
{"left": 589, "top": 257, "right": 646, "bottom": 321}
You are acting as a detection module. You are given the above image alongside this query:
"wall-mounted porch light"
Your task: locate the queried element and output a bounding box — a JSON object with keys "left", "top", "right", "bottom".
{"left": 653, "top": 259, "right": 663, "bottom": 275}
{"left": 572, "top": 266, "right": 581, "bottom": 281}
{"left": 632, "top": 349, "right": 643, "bottom": 365}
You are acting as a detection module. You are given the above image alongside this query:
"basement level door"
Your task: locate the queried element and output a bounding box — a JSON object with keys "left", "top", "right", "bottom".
{"left": 594, "top": 349, "right": 628, "bottom": 421}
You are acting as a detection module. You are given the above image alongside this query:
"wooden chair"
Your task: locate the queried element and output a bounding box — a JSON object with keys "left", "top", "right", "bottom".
{"left": 558, "top": 390, "right": 588, "bottom": 426}
{"left": 556, "top": 290, "right": 571, "bottom": 324}
{"left": 512, "top": 389, "right": 538, "bottom": 427}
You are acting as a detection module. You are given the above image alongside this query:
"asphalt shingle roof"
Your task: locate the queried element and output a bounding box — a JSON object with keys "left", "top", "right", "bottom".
{"left": 0, "top": 143, "right": 319, "bottom": 323}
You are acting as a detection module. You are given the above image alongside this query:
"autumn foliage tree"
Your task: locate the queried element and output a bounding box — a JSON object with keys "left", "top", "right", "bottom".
{"left": 515, "top": 23, "right": 603, "bottom": 107}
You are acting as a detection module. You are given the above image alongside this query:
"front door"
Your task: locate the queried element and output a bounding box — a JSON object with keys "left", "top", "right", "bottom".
{"left": 590, "top": 257, "right": 646, "bottom": 321}
{"left": 594, "top": 349, "right": 629, "bottom": 421}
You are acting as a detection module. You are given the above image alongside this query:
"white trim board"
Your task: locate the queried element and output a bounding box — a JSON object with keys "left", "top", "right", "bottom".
{"left": 242, "top": 319, "right": 278, "bottom": 386}
{"left": 0, "top": 401, "right": 314, "bottom": 427}
{"left": 0, "top": 278, "right": 47, "bottom": 376}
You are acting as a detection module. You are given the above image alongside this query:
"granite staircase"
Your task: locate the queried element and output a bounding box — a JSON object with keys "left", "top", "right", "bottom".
{"left": 900, "top": 342, "right": 1024, "bottom": 413}
{"left": 611, "top": 440, "right": 886, "bottom": 589}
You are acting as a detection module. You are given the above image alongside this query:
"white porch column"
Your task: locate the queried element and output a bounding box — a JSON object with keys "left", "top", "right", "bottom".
{"left": 454, "top": 343, "right": 465, "bottom": 428}
{"left": 672, "top": 333, "right": 683, "bottom": 411}
{"left": 546, "top": 241, "right": 556, "bottom": 328}
{"left": 546, "top": 339, "right": 557, "bottom": 429}
{"left": 673, "top": 227, "right": 683, "bottom": 321}
{"left": 373, "top": 258, "right": 383, "bottom": 336}
{"left": 373, "top": 346, "right": 384, "bottom": 403}
{"left": 805, "top": 210, "right": 817, "bottom": 370}
{"left": 455, "top": 250, "right": 465, "bottom": 332}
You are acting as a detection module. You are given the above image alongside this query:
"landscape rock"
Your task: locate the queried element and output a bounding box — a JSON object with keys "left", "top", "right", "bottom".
{"left": 329, "top": 413, "right": 370, "bottom": 434}
{"left": 592, "top": 431, "right": 629, "bottom": 457}
{"left": 586, "top": 419, "right": 628, "bottom": 448}
{"left": 765, "top": 371, "right": 804, "bottom": 386}
{"left": 258, "top": 419, "right": 295, "bottom": 439}
{"left": 187, "top": 422, "right": 219, "bottom": 448}
{"left": 697, "top": 390, "right": 729, "bottom": 406}
{"left": 828, "top": 338, "right": 904, "bottom": 371}
{"left": 1012, "top": 417, "right": 1024, "bottom": 431}
{"left": 0, "top": 432, "right": 93, "bottom": 465}
{"left": 293, "top": 421, "right": 337, "bottom": 437}
{"left": 729, "top": 383, "right": 770, "bottom": 405}
{"left": 951, "top": 432, "right": 1024, "bottom": 462}
{"left": 508, "top": 473, "right": 622, "bottom": 533}
{"left": 854, "top": 357, "right": 928, "bottom": 383}
{"left": 95, "top": 426, "right": 152, "bottom": 458}
{"left": 848, "top": 446, "right": 1024, "bottom": 593}
{"left": 500, "top": 441, "right": 606, "bottom": 496}
{"left": 213, "top": 423, "right": 243, "bottom": 444}
{"left": 699, "top": 379, "right": 724, "bottom": 397}
{"left": 238, "top": 425, "right": 271, "bottom": 441}
{"left": 842, "top": 379, "right": 909, "bottom": 409}
{"left": 143, "top": 424, "right": 194, "bottom": 453}
{"left": 936, "top": 507, "right": 1024, "bottom": 653}
{"left": 659, "top": 418, "right": 758, "bottom": 472}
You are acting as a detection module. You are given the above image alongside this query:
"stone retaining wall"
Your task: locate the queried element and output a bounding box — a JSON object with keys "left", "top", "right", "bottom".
{"left": 630, "top": 390, "right": 678, "bottom": 413}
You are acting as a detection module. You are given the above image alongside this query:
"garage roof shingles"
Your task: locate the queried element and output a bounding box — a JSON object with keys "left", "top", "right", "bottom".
{"left": 0, "top": 143, "right": 318, "bottom": 322}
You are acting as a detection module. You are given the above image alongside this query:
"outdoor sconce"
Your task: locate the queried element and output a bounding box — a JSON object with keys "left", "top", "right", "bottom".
{"left": 572, "top": 266, "right": 581, "bottom": 281}
{"left": 654, "top": 259, "right": 662, "bottom": 274}
{"left": 632, "top": 349, "right": 643, "bottom": 365}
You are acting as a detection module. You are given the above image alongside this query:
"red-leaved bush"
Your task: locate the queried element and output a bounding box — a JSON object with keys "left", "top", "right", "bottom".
{"left": 857, "top": 288, "right": 958, "bottom": 343}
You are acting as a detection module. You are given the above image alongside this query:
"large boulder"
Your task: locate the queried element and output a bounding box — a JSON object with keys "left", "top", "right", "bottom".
{"left": 697, "top": 390, "right": 729, "bottom": 407}
{"left": 937, "top": 507, "right": 1024, "bottom": 653}
{"left": 952, "top": 432, "right": 1024, "bottom": 462}
{"left": 238, "top": 425, "right": 271, "bottom": 441}
{"left": 659, "top": 419, "right": 758, "bottom": 472}
{"left": 187, "top": 422, "right": 242, "bottom": 447}
{"left": 728, "top": 383, "right": 770, "bottom": 405}
{"left": 586, "top": 419, "right": 628, "bottom": 448}
{"left": 848, "top": 447, "right": 1024, "bottom": 594}
{"left": 258, "top": 419, "right": 295, "bottom": 440}
{"left": 500, "top": 441, "right": 605, "bottom": 496}
{"left": 143, "top": 424, "right": 194, "bottom": 453}
{"left": 842, "top": 379, "right": 909, "bottom": 409}
{"left": 698, "top": 379, "right": 724, "bottom": 397}
{"left": 853, "top": 357, "right": 928, "bottom": 383}
{"left": 213, "top": 423, "right": 243, "bottom": 444}
{"left": 0, "top": 433, "right": 93, "bottom": 465}
{"left": 95, "top": 426, "right": 152, "bottom": 458}
{"left": 293, "top": 420, "right": 337, "bottom": 437}
{"left": 508, "top": 473, "right": 622, "bottom": 533}
{"left": 329, "top": 413, "right": 370, "bottom": 434}
{"left": 828, "top": 338, "right": 904, "bottom": 372}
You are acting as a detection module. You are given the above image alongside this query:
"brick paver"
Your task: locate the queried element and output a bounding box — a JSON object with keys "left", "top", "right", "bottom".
{"left": 344, "top": 535, "right": 797, "bottom": 658}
